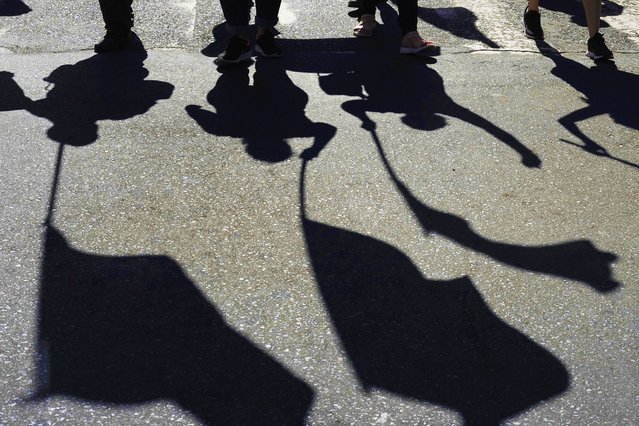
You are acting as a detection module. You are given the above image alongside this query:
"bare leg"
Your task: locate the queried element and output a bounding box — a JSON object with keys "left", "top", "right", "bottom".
{"left": 527, "top": 0, "right": 539, "bottom": 11}
{"left": 582, "top": 0, "right": 601, "bottom": 38}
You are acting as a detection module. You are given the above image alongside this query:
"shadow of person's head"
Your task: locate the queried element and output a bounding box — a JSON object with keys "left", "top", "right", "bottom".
{"left": 33, "top": 46, "right": 173, "bottom": 146}
{"left": 244, "top": 136, "right": 293, "bottom": 163}
{"left": 401, "top": 112, "right": 446, "bottom": 131}
{"left": 46, "top": 122, "right": 99, "bottom": 146}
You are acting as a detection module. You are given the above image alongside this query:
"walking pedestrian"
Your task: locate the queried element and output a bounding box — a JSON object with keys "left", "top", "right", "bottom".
{"left": 523, "top": 0, "right": 613, "bottom": 60}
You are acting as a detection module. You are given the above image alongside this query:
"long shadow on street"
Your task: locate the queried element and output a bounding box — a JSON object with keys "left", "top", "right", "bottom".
{"left": 35, "top": 225, "right": 313, "bottom": 425}
{"left": 536, "top": 40, "right": 639, "bottom": 170}
{"left": 15, "top": 47, "right": 314, "bottom": 424}
{"left": 295, "top": 51, "right": 542, "bottom": 168}
{"left": 291, "top": 49, "right": 618, "bottom": 289}
{"left": 300, "top": 159, "right": 569, "bottom": 426}
{"left": 294, "top": 41, "right": 619, "bottom": 424}
{"left": 368, "top": 127, "right": 620, "bottom": 291}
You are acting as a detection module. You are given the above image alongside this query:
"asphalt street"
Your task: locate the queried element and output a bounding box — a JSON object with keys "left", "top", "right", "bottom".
{"left": 1, "top": 0, "right": 638, "bottom": 425}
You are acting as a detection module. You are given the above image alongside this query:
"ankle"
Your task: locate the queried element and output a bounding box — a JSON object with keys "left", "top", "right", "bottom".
{"left": 401, "top": 31, "right": 421, "bottom": 46}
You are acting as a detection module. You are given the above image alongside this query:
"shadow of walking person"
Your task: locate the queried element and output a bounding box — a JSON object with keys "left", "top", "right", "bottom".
{"left": 299, "top": 159, "right": 569, "bottom": 426}
{"left": 318, "top": 53, "right": 542, "bottom": 168}
{"left": 187, "top": 59, "right": 336, "bottom": 163}
{"left": 35, "top": 225, "right": 314, "bottom": 425}
{"left": 536, "top": 40, "right": 639, "bottom": 170}
{"left": 0, "top": 46, "right": 173, "bottom": 146}
{"left": 0, "top": 0, "right": 31, "bottom": 16}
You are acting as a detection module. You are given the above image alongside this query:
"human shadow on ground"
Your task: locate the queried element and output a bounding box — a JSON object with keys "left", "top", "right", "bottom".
{"left": 536, "top": 40, "right": 639, "bottom": 170}
{"left": 0, "top": 0, "right": 31, "bottom": 15}
{"left": 310, "top": 52, "right": 542, "bottom": 168}
{"left": 35, "top": 224, "right": 313, "bottom": 425}
{"left": 416, "top": 6, "right": 499, "bottom": 48}
{"left": 186, "top": 59, "right": 336, "bottom": 162}
{"left": 0, "top": 43, "right": 173, "bottom": 146}
{"left": 367, "top": 126, "right": 620, "bottom": 292}
{"left": 300, "top": 159, "right": 569, "bottom": 426}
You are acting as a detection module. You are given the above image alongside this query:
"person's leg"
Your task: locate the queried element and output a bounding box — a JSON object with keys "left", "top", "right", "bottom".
{"left": 583, "top": 0, "right": 613, "bottom": 59}
{"left": 523, "top": 0, "right": 544, "bottom": 39}
{"left": 358, "top": 0, "right": 377, "bottom": 15}
{"left": 397, "top": 0, "right": 436, "bottom": 54}
{"left": 95, "top": 0, "right": 134, "bottom": 52}
{"left": 582, "top": 0, "right": 600, "bottom": 38}
{"left": 255, "top": 0, "right": 281, "bottom": 35}
{"left": 255, "top": 0, "right": 283, "bottom": 57}
{"left": 396, "top": 0, "right": 418, "bottom": 35}
{"left": 220, "top": 0, "right": 252, "bottom": 39}
{"left": 216, "top": 0, "right": 253, "bottom": 64}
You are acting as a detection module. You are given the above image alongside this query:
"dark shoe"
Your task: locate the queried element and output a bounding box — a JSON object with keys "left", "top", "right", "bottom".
{"left": 586, "top": 33, "right": 614, "bottom": 60}
{"left": 523, "top": 7, "right": 544, "bottom": 40}
{"left": 255, "top": 30, "right": 282, "bottom": 58}
{"left": 215, "top": 35, "right": 252, "bottom": 64}
{"left": 94, "top": 32, "right": 132, "bottom": 53}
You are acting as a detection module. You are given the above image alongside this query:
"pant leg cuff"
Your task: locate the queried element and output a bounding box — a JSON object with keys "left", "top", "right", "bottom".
{"left": 226, "top": 23, "right": 249, "bottom": 37}
{"left": 255, "top": 16, "right": 278, "bottom": 30}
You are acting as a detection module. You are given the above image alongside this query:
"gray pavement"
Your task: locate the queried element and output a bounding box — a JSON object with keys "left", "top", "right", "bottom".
{"left": 1, "top": 0, "right": 638, "bottom": 425}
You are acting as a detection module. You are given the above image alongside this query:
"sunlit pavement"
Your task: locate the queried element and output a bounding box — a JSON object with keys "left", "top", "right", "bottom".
{"left": 1, "top": 1, "right": 638, "bottom": 424}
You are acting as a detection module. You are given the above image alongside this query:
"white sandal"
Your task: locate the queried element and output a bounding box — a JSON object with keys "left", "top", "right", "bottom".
{"left": 400, "top": 31, "right": 437, "bottom": 54}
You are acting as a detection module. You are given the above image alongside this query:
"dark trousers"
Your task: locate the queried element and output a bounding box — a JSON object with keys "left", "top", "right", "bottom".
{"left": 98, "top": 0, "right": 134, "bottom": 35}
{"left": 360, "top": 0, "right": 417, "bottom": 35}
{"left": 219, "top": 0, "right": 281, "bottom": 36}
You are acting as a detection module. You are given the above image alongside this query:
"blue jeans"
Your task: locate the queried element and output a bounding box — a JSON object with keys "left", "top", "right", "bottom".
{"left": 219, "top": 0, "right": 282, "bottom": 36}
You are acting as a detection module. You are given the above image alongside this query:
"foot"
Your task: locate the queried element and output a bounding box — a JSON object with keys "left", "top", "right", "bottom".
{"left": 399, "top": 31, "right": 437, "bottom": 55}
{"left": 353, "top": 14, "right": 376, "bottom": 37}
{"left": 255, "top": 30, "right": 282, "bottom": 58}
{"left": 94, "top": 32, "right": 133, "bottom": 53}
{"left": 586, "top": 33, "right": 614, "bottom": 60}
{"left": 215, "top": 35, "right": 252, "bottom": 65}
{"left": 523, "top": 7, "right": 544, "bottom": 40}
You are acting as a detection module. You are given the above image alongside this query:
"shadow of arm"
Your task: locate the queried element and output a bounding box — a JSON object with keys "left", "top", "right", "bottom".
{"left": 444, "top": 104, "right": 542, "bottom": 168}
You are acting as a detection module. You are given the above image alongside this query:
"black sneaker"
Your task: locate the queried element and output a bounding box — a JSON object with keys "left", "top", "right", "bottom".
{"left": 216, "top": 36, "right": 252, "bottom": 65}
{"left": 255, "top": 30, "right": 282, "bottom": 58}
{"left": 94, "top": 32, "right": 133, "bottom": 53}
{"left": 586, "top": 33, "right": 614, "bottom": 60}
{"left": 523, "top": 7, "right": 544, "bottom": 40}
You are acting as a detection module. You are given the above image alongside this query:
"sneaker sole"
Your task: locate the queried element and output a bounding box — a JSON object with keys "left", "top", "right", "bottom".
{"left": 524, "top": 30, "right": 544, "bottom": 40}
{"left": 586, "top": 51, "right": 614, "bottom": 60}
{"left": 214, "top": 49, "right": 253, "bottom": 65}
{"left": 254, "top": 44, "right": 282, "bottom": 58}
{"left": 399, "top": 45, "right": 440, "bottom": 55}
